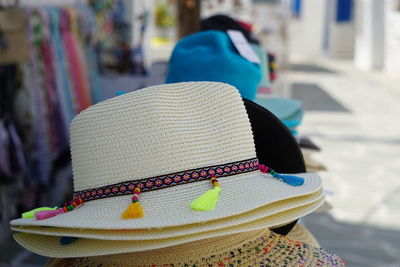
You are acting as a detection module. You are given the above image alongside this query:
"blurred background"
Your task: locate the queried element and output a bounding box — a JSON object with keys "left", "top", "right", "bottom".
{"left": 0, "top": 0, "right": 399, "bottom": 266}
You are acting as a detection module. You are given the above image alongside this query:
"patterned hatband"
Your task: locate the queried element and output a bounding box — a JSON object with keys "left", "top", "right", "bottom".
{"left": 73, "top": 158, "right": 259, "bottom": 202}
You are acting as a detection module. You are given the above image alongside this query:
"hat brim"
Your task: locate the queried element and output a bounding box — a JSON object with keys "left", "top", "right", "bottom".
{"left": 254, "top": 96, "right": 302, "bottom": 120}
{"left": 287, "top": 223, "right": 320, "bottom": 248}
{"left": 11, "top": 172, "right": 321, "bottom": 230}
{"left": 11, "top": 189, "right": 323, "bottom": 240}
{"left": 13, "top": 199, "right": 324, "bottom": 258}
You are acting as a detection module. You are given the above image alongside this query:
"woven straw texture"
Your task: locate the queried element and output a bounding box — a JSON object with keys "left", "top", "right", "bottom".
{"left": 44, "top": 229, "right": 345, "bottom": 267}
{"left": 11, "top": 82, "right": 322, "bottom": 230}
{"left": 14, "top": 200, "right": 325, "bottom": 258}
{"left": 287, "top": 223, "right": 320, "bottom": 248}
{"left": 12, "top": 193, "right": 324, "bottom": 240}
{"left": 72, "top": 82, "right": 255, "bottom": 191}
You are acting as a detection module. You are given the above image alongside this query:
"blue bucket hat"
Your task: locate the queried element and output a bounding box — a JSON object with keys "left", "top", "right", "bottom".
{"left": 166, "top": 31, "right": 262, "bottom": 100}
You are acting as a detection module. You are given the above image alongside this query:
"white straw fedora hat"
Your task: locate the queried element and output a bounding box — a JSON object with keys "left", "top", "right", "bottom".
{"left": 13, "top": 201, "right": 324, "bottom": 258}
{"left": 45, "top": 228, "right": 345, "bottom": 267}
{"left": 11, "top": 82, "right": 322, "bottom": 232}
{"left": 11, "top": 191, "right": 324, "bottom": 241}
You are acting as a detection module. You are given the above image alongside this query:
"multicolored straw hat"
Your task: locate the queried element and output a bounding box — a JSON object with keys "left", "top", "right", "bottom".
{"left": 44, "top": 228, "right": 344, "bottom": 267}
{"left": 287, "top": 223, "right": 321, "bottom": 248}
{"left": 11, "top": 82, "right": 323, "bottom": 254}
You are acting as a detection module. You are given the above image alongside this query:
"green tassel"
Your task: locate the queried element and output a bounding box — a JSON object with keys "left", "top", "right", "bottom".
{"left": 22, "top": 207, "right": 57, "bottom": 219}
{"left": 191, "top": 186, "right": 221, "bottom": 211}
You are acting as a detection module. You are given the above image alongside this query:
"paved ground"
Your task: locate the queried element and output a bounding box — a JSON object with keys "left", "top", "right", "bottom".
{"left": 289, "top": 58, "right": 400, "bottom": 267}
{"left": 1, "top": 59, "right": 399, "bottom": 266}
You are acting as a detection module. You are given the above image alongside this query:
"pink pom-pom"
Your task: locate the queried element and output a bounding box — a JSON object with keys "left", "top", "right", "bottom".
{"left": 259, "top": 164, "right": 270, "bottom": 173}
{"left": 259, "top": 165, "right": 266, "bottom": 173}
{"left": 35, "top": 208, "right": 64, "bottom": 220}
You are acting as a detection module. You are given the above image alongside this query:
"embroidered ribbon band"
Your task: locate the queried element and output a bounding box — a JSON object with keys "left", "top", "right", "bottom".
{"left": 73, "top": 158, "right": 259, "bottom": 202}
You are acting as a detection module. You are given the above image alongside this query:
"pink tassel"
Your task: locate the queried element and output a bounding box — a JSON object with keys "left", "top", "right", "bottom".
{"left": 35, "top": 208, "right": 64, "bottom": 220}
{"left": 259, "top": 164, "right": 268, "bottom": 173}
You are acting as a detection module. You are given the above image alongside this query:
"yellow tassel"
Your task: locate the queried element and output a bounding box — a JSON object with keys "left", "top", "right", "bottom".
{"left": 22, "top": 207, "right": 57, "bottom": 219}
{"left": 121, "top": 202, "right": 144, "bottom": 219}
{"left": 191, "top": 186, "right": 221, "bottom": 211}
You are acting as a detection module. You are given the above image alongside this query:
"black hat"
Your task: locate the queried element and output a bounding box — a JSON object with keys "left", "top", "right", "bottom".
{"left": 244, "top": 98, "right": 306, "bottom": 173}
{"left": 243, "top": 98, "right": 306, "bottom": 235}
{"left": 200, "top": 14, "right": 260, "bottom": 44}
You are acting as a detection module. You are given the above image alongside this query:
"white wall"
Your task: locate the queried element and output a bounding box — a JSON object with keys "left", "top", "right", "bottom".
{"left": 326, "top": 0, "right": 355, "bottom": 58}
{"left": 288, "top": 0, "right": 355, "bottom": 59}
{"left": 289, "top": 0, "right": 328, "bottom": 58}
{"left": 384, "top": 0, "right": 400, "bottom": 75}
{"left": 354, "top": 0, "right": 385, "bottom": 70}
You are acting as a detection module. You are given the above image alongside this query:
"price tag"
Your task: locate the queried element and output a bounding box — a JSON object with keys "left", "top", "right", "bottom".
{"left": 227, "top": 30, "right": 261, "bottom": 64}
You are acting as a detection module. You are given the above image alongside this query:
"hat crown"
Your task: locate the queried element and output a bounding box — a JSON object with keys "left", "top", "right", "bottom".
{"left": 70, "top": 82, "right": 256, "bottom": 191}
{"left": 165, "top": 31, "right": 261, "bottom": 101}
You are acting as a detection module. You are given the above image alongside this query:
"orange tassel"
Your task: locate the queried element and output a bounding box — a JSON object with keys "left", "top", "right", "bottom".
{"left": 121, "top": 202, "right": 144, "bottom": 219}
{"left": 121, "top": 188, "right": 144, "bottom": 219}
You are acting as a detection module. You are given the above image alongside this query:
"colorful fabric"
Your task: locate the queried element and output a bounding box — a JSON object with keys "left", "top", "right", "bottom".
{"left": 48, "top": 8, "right": 75, "bottom": 124}
{"left": 61, "top": 9, "right": 91, "bottom": 114}
{"left": 25, "top": 9, "right": 52, "bottom": 185}
{"left": 39, "top": 10, "right": 69, "bottom": 156}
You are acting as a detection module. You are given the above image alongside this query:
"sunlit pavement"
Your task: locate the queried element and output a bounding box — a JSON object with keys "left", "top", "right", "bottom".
{"left": 289, "top": 58, "right": 400, "bottom": 267}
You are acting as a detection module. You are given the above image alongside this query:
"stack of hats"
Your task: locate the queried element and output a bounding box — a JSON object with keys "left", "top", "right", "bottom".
{"left": 219, "top": 15, "right": 326, "bottom": 172}
{"left": 167, "top": 14, "right": 304, "bottom": 136}
{"left": 10, "top": 82, "right": 343, "bottom": 266}
{"left": 167, "top": 14, "right": 326, "bottom": 173}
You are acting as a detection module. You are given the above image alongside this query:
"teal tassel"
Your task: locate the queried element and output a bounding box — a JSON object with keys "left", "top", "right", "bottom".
{"left": 259, "top": 164, "right": 304, "bottom": 186}
{"left": 274, "top": 173, "right": 304, "bottom": 186}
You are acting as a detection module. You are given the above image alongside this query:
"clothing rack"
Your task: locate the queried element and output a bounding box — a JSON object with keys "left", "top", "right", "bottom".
{"left": 19, "top": 0, "right": 83, "bottom": 7}
{"left": 0, "top": 2, "right": 102, "bottom": 242}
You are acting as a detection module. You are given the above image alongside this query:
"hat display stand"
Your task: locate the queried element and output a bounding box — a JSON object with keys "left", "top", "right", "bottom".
{"left": 198, "top": 15, "right": 306, "bottom": 136}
